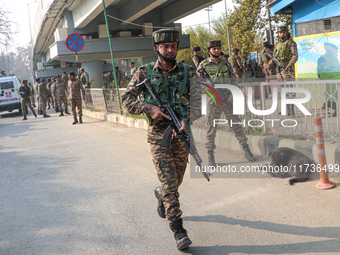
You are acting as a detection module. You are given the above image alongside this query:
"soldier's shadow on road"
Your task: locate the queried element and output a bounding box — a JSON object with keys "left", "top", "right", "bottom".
{"left": 181, "top": 215, "right": 340, "bottom": 254}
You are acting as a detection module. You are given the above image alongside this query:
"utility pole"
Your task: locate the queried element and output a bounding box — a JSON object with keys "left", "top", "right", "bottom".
{"left": 28, "top": 1, "right": 36, "bottom": 84}
{"left": 266, "top": 0, "right": 274, "bottom": 45}
{"left": 224, "top": 0, "right": 231, "bottom": 55}
{"left": 102, "top": 0, "right": 123, "bottom": 115}
{"left": 204, "top": 6, "right": 213, "bottom": 31}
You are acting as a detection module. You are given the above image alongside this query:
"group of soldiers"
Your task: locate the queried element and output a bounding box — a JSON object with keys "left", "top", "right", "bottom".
{"left": 122, "top": 25, "right": 297, "bottom": 250}
{"left": 18, "top": 70, "right": 86, "bottom": 125}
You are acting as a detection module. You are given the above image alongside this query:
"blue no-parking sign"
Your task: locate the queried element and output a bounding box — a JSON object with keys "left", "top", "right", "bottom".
{"left": 66, "top": 33, "right": 85, "bottom": 52}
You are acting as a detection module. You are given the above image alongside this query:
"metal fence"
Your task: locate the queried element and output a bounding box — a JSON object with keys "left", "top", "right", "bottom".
{"left": 84, "top": 88, "right": 122, "bottom": 113}
{"left": 193, "top": 79, "right": 340, "bottom": 142}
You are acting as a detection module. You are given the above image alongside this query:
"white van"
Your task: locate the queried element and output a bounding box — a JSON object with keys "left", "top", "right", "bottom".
{"left": 0, "top": 76, "right": 22, "bottom": 114}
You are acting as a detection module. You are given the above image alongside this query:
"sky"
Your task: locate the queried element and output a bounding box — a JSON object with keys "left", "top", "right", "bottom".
{"left": 2, "top": 0, "right": 233, "bottom": 52}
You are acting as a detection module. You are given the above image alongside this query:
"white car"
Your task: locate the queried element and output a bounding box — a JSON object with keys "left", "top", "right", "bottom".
{"left": 0, "top": 76, "right": 23, "bottom": 114}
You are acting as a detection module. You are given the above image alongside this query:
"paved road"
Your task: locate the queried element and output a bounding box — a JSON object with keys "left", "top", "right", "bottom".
{"left": 1, "top": 110, "right": 340, "bottom": 255}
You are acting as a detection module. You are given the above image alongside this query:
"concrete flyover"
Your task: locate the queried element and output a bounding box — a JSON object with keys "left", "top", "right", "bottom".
{"left": 33, "top": 0, "right": 221, "bottom": 87}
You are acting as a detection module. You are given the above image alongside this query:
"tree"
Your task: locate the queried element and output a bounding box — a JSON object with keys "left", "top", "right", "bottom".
{"left": 0, "top": 7, "right": 15, "bottom": 49}
{"left": 13, "top": 45, "right": 32, "bottom": 81}
{"left": 177, "top": 26, "right": 214, "bottom": 64}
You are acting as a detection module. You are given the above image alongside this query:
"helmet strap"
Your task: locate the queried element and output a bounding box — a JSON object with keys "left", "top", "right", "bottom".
{"left": 208, "top": 51, "right": 221, "bottom": 58}
{"left": 156, "top": 50, "right": 177, "bottom": 63}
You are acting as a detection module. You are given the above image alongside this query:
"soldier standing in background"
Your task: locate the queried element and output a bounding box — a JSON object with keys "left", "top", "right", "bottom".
{"left": 0, "top": 70, "right": 7, "bottom": 77}
{"left": 122, "top": 29, "right": 193, "bottom": 250}
{"left": 28, "top": 82, "right": 36, "bottom": 108}
{"left": 52, "top": 75, "right": 69, "bottom": 116}
{"left": 79, "top": 68, "right": 90, "bottom": 88}
{"left": 197, "top": 40, "right": 256, "bottom": 165}
{"left": 18, "top": 80, "right": 37, "bottom": 120}
{"left": 128, "top": 62, "right": 137, "bottom": 78}
{"left": 68, "top": 72, "right": 85, "bottom": 124}
{"left": 115, "top": 66, "right": 122, "bottom": 87}
{"left": 34, "top": 78, "right": 42, "bottom": 115}
{"left": 46, "top": 78, "right": 54, "bottom": 110}
{"left": 229, "top": 48, "right": 246, "bottom": 79}
{"left": 38, "top": 78, "right": 50, "bottom": 118}
{"left": 269, "top": 26, "right": 298, "bottom": 115}
{"left": 62, "top": 72, "right": 68, "bottom": 84}
{"left": 260, "top": 42, "right": 276, "bottom": 77}
{"left": 191, "top": 46, "right": 204, "bottom": 71}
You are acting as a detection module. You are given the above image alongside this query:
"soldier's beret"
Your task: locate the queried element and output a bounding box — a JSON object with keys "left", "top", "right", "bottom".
{"left": 152, "top": 29, "right": 180, "bottom": 45}
{"left": 263, "top": 42, "right": 269, "bottom": 47}
{"left": 40, "top": 78, "right": 45, "bottom": 82}
{"left": 268, "top": 45, "right": 274, "bottom": 49}
{"left": 55, "top": 75, "right": 60, "bottom": 78}
{"left": 68, "top": 72, "right": 75, "bottom": 76}
{"left": 206, "top": 40, "right": 221, "bottom": 49}
{"left": 193, "top": 46, "right": 201, "bottom": 51}
{"left": 80, "top": 68, "right": 84, "bottom": 71}
{"left": 53, "top": 79, "right": 56, "bottom": 82}
{"left": 131, "top": 62, "right": 134, "bottom": 64}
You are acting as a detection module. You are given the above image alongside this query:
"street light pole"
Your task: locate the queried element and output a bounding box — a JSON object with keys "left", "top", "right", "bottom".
{"left": 224, "top": 0, "right": 231, "bottom": 55}
{"left": 102, "top": 0, "right": 123, "bottom": 115}
{"left": 27, "top": 2, "right": 35, "bottom": 84}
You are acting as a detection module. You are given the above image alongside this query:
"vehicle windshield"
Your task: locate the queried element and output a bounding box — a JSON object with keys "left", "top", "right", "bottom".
{"left": 0, "top": 81, "right": 14, "bottom": 90}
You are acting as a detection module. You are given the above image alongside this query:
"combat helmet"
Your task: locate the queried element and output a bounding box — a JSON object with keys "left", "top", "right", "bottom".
{"left": 152, "top": 29, "right": 180, "bottom": 45}
{"left": 277, "top": 26, "right": 288, "bottom": 32}
{"left": 232, "top": 48, "right": 240, "bottom": 52}
{"left": 206, "top": 40, "right": 221, "bottom": 49}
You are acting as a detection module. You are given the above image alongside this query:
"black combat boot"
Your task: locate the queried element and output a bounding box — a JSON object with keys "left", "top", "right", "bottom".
{"left": 72, "top": 117, "right": 78, "bottom": 125}
{"left": 33, "top": 111, "right": 37, "bottom": 118}
{"left": 56, "top": 107, "right": 60, "bottom": 113}
{"left": 65, "top": 109, "right": 70, "bottom": 114}
{"left": 43, "top": 114, "right": 50, "bottom": 118}
{"left": 242, "top": 144, "right": 256, "bottom": 162}
{"left": 79, "top": 116, "right": 83, "bottom": 124}
{"left": 154, "top": 187, "right": 166, "bottom": 218}
{"left": 59, "top": 110, "right": 64, "bottom": 116}
{"left": 22, "top": 115, "right": 27, "bottom": 121}
{"left": 169, "top": 218, "right": 192, "bottom": 250}
{"left": 207, "top": 150, "right": 216, "bottom": 167}
{"left": 38, "top": 110, "right": 43, "bottom": 115}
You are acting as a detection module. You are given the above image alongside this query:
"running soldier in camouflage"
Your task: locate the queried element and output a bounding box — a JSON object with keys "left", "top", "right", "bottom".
{"left": 68, "top": 72, "right": 85, "bottom": 124}
{"left": 228, "top": 48, "right": 246, "bottom": 78}
{"left": 18, "top": 80, "right": 37, "bottom": 120}
{"left": 197, "top": 40, "right": 256, "bottom": 164}
{"left": 38, "top": 79, "right": 50, "bottom": 118}
{"left": 122, "top": 29, "right": 193, "bottom": 251}
{"left": 52, "top": 75, "right": 69, "bottom": 116}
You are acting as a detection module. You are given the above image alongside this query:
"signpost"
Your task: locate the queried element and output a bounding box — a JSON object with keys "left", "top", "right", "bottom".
{"left": 66, "top": 33, "right": 85, "bottom": 66}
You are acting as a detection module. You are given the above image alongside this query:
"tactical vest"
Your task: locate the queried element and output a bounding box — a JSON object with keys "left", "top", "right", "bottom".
{"left": 201, "top": 59, "right": 231, "bottom": 79}
{"left": 144, "top": 62, "right": 189, "bottom": 126}
{"left": 274, "top": 38, "right": 293, "bottom": 64}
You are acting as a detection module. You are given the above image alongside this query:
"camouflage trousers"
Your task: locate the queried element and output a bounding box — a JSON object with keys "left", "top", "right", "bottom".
{"left": 47, "top": 96, "right": 54, "bottom": 108}
{"left": 30, "top": 95, "right": 35, "bottom": 106}
{"left": 21, "top": 98, "right": 35, "bottom": 116}
{"left": 56, "top": 96, "right": 68, "bottom": 111}
{"left": 263, "top": 63, "right": 276, "bottom": 76}
{"left": 277, "top": 66, "right": 295, "bottom": 115}
{"left": 234, "top": 69, "right": 244, "bottom": 79}
{"left": 71, "top": 97, "right": 83, "bottom": 117}
{"left": 41, "top": 97, "right": 48, "bottom": 115}
{"left": 206, "top": 103, "right": 248, "bottom": 151}
{"left": 148, "top": 126, "right": 189, "bottom": 221}
{"left": 36, "top": 96, "right": 42, "bottom": 112}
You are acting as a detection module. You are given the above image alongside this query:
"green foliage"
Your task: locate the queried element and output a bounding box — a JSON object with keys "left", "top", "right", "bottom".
{"left": 177, "top": 26, "right": 214, "bottom": 64}
{"left": 125, "top": 112, "right": 147, "bottom": 119}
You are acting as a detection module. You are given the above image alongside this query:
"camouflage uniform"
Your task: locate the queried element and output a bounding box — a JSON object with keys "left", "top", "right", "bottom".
{"left": 52, "top": 81, "right": 68, "bottom": 112}
{"left": 191, "top": 54, "right": 204, "bottom": 71}
{"left": 62, "top": 74, "right": 68, "bottom": 85}
{"left": 274, "top": 37, "right": 298, "bottom": 80}
{"left": 68, "top": 78, "right": 85, "bottom": 117}
{"left": 259, "top": 48, "right": 274, "bottom": 76}
{"left": 46, "top": 81, "right": 55, "bottom": 108}
{"left": 197, "top": 58, "right": 248, "bottom": 151}
{"left": 274, "top": 27, "right": 298, "bottom": 115}
{"left": 122, "top": 60, "right": 194, "bottom": 221}
{"left": 38, "top": 82, "right": 49, "bottom": 115}
{"left": 229, "top": 53, "right": 245, "bottom": 78}
{"left": 18, "top": 85, "right": 35, "bottom": 116}
{"left": 33, "top": 82, "right": 41, "bottom": 113}
{"left": 80, "top": 71, "right": 90, "bottom": 88}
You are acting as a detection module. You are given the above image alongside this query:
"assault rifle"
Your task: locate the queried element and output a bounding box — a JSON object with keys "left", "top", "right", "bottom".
{"left": 197, "top": 67, "right": 233, "bottom": 109}
{"left": 263, "top": 50, "right": 294, "bottom": 78}
{"left": 136, "top": 78, "right": 211, "bottom": 181}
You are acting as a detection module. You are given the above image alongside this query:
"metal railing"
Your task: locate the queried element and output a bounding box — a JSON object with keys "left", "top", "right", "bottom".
{"left": 84, "top": 88, "right": 122, "bottom": 114}
{"left": 192, "top": 79, "right": 340, "bottom": 142}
